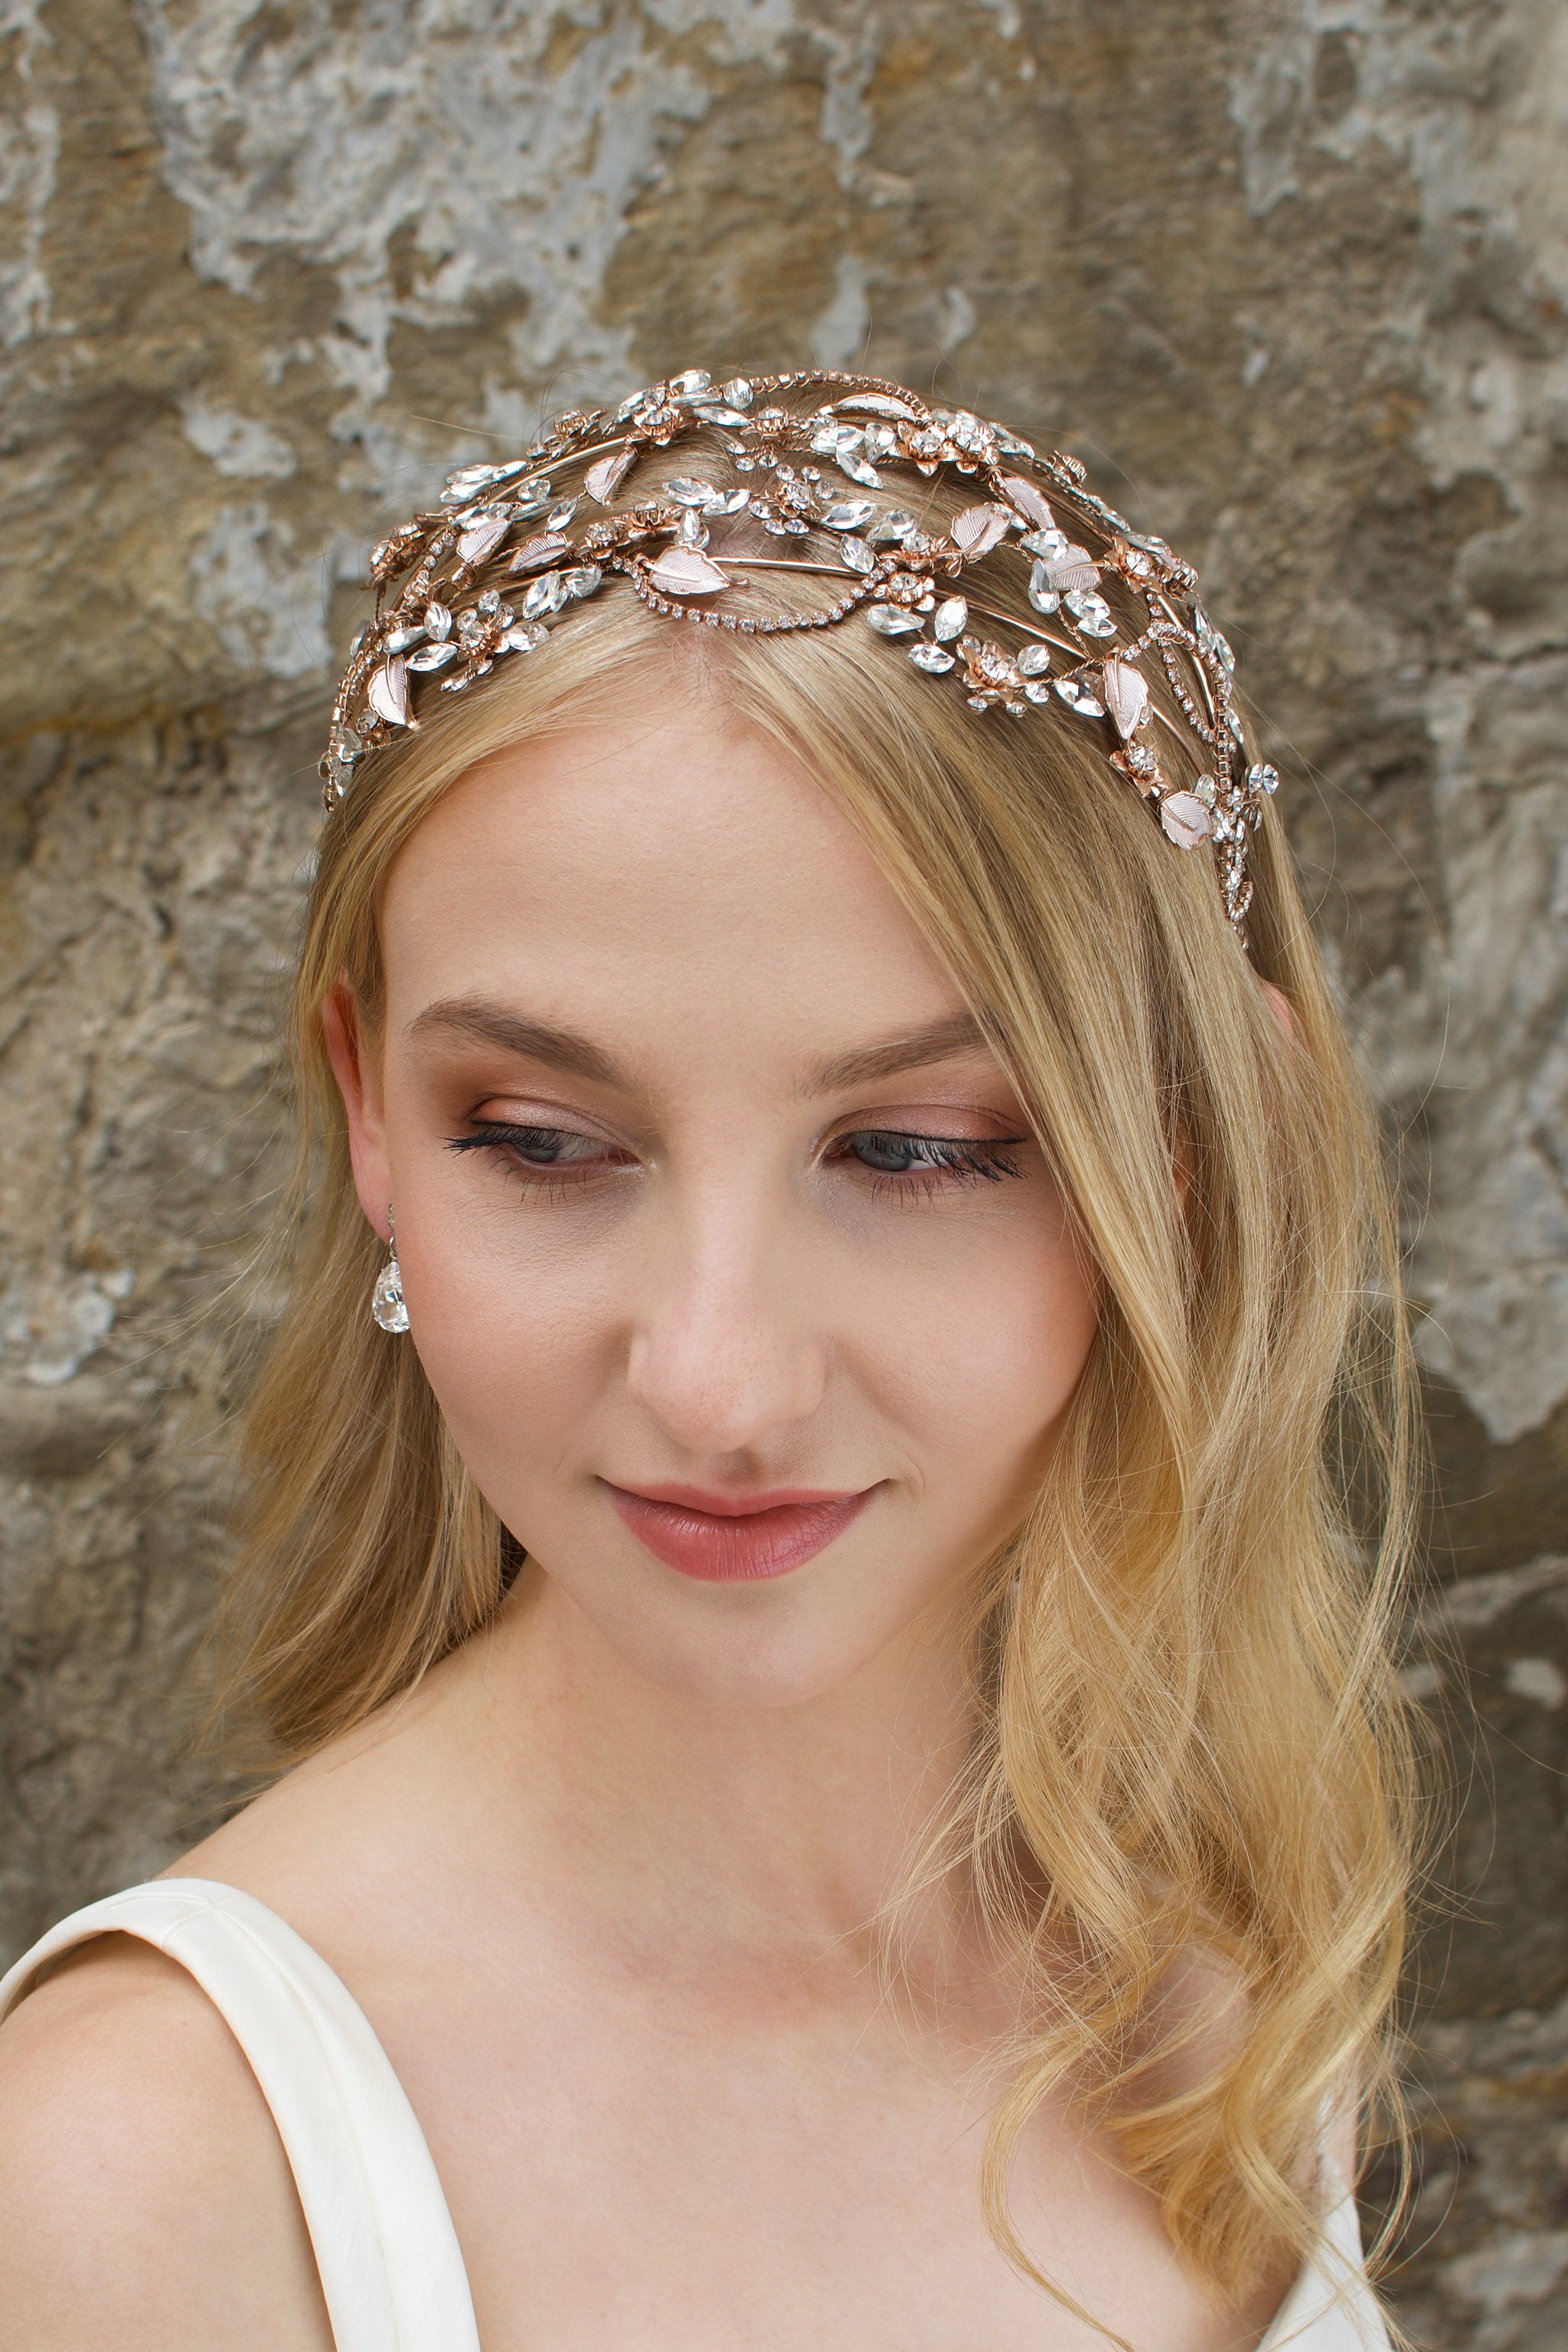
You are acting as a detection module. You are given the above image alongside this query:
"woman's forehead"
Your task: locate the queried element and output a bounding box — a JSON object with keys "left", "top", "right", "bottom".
{"left": 378, "top": 709, "right": 960, "bottom": 1017}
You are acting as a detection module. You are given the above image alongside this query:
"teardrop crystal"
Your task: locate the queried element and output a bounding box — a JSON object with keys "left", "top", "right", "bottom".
{"left": 371, "top": 1256, "right": 410, "bottom": 1334}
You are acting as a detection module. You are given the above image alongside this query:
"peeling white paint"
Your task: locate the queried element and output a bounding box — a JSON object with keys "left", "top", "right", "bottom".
{"left": 811, "top": 252, "right": 870, "bottom": 370}
{"left": 1419, "top": 1553, "right": 1568, "bottom": 1635}
{"left": 1442, "top": 2225, "right": 1568, "bottom": 2314}
{"left": 132, "top": 0, "right": 841, "bottom": 493}
{"left": 180, "top": 396, "right": 297, "bottom": 480}
{"left": 1, "top": 1269, "right": 133, "bottom": 1388}
{"left": 188, "top": 501, "right": 344, "bottom": 679}
{"left": 1505, "top": 1655, "right": 1567, "bottom": 1708}
{"left": 936, "top": 283, "right": 978, "bottom": 355}
{"left": 0, "top": 0, "right": 59, "bottom": 345}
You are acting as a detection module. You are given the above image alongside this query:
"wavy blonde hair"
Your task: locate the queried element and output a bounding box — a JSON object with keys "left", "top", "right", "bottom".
{"left": 224, "top": 456, "right": 1419, "bottom": 2326}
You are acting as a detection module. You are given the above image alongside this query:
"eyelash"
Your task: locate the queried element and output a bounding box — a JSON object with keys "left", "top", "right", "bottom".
{"left": 445, "top": 1120, "right": 1027, "bottom": 1201}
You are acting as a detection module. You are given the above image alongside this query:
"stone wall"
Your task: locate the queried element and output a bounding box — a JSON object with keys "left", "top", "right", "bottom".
{"left": 2, "top": 3, "right": 1564, "bottom": 2340}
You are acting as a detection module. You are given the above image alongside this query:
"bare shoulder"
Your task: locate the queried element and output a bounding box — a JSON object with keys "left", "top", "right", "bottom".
{"left": 0, "top": 1935, "right": 332, "bottom": 2352}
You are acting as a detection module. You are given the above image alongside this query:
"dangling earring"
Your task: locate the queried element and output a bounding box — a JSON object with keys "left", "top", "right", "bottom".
{"left": 371, "top": 1210, "right": 410, "bottom": 1334}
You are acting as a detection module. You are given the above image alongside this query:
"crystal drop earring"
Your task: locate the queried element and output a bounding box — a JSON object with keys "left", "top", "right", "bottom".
{"left": 371, "top": 1210, "right": 410, "bottom": 1334}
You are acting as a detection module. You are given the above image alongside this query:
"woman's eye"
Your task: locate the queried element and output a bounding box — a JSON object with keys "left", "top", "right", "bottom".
{"left": 446, "top": 1119, "right": 621, "bottom": 1180}
{"left": 838, "top": 1129, "right": 1026, "bottom": 1185}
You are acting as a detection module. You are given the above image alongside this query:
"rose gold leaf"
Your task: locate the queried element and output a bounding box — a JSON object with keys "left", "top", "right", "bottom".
{"left": 1036, "top": 545, "right": 1101, "bottom": 593}
{"left": 585, "top": 449, "right": 635, "bottom": 504}
{"left": 456, "top": 511, "right": 510, "bottom": 565}
{"left": 367, "top": 656, "right": 411, "bottom": 729}
{"left": 1158, "top": 791, "right": 1214, "bottom": 851}
{"left": 646, "top": 546, "right": 729, "bottom": 596}
{"left": 1101, "top": 657, "right": 1149, "bottom": 742}
{"left": 998, "top": 474, "right": 1055, "bottom": 531}
{"left": 949, "top": 504, "right": 1011, "bottom": 560}
{"left": 508, "top": 531, "right": 573, "bottom": 575}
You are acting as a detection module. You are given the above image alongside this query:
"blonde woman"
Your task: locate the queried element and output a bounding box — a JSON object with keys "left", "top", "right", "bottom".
{"left": 0, "top": 371, "right": 1416, "bottom": 2351}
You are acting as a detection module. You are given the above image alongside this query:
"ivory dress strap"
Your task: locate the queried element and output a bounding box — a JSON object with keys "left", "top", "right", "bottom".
{"left": 0, "top": 1876, "right": 481, "bottom": 2352}
{"left": 0, "top": 1875, "right": 1388, "bottom": 2352}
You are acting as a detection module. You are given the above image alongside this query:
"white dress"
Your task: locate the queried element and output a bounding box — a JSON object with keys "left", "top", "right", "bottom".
{"left": 0, "top": 1877, "right": 1389, "bottom": 2351}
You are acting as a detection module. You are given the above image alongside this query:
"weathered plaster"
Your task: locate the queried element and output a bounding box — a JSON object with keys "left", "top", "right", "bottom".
{"left": 2, "top": 6, "right": 1565, "bottom": 2337}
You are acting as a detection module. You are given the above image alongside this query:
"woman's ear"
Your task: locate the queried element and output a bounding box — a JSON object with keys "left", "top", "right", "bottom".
{"left": 1262, "top": 982, "right": 1295, "bottom": 1040}
{"left": 322, "top": 983, "right": 393, "bottom": 1243}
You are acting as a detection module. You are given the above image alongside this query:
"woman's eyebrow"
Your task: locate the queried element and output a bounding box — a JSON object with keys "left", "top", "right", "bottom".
{"left": 802, "top": 1012, "right": 994, "bottom": 1096}
{"left": 407, "top": 998, "right": 629, "bottom": 1088}
{"left": 407, "top": 997, "right": 993, "bottom": 1099}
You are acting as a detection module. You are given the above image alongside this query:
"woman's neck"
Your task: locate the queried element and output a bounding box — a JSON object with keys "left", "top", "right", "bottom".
{"left": 426, "top": 1563, "right": 985, "bottom": 1984}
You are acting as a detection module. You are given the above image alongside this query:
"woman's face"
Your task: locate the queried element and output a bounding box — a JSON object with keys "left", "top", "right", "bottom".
{"left": 332, "top": 699, "right": 1100, "bottom": 1705}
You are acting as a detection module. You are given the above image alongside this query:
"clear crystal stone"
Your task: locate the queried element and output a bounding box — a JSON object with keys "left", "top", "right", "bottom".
{"left": 868, "top": 510, "right": 917, "bottom": 544}
{"left": 837, "top": 452, "right": 881, "bottom": 488}
{"left": 933, "top": 597, "right": 968, "bottom": 642}
{"left": 1194, "top": 606, "right": 1236, "bottom": 672}
{"left": 1248, "top": 762, "right": 1279, "bottom": 795}
{"left": 1024, "top": 681, "right": 1052, "bottom": 703}
{"left": 703, "top": 488, "right": 750, "bottom": 515}
{"left": 669, "top": 368, "right": 713, "bottom": 399}
{"left": 866, "top": 605, "right": 923, "bottom": 635}
{"left": 1021, "top": 528, "right": 1069, "bottom": 560}
{"left": 1016, "top": 643, "right": 1051, "bottom": 677}
{"left": 812, "top": 423, "right": 861, "bottom": 454}
{"left": 330, "top": 725, "right": 361, "bottom": 761}
{"left": 383, "top": 622, "right": 426, "bottom": 655}
{"left": 614, "top": 388, "right": 649, "bottom": 423}
{"left": 695, "top": 405, "right": 750, "bottom": 429}
{"left": 1064, "top": 591, "right": 1116, "bottom": 636}
{"left": 1228, "top": 709, "right": 1246, "bottom": 744}
{"left": 677, "top": 511, "right": 709, "bottom": 545}
{"left": 993, "top": 426, "right": 1036, "bottom": 459}
{"left": 423, "top": 603, "right": 452, "bottom": 639}
{"left": 371, "top": 1258, "right": 410, "bottom": 1334}
{"left": 522, "top": 571, "right": 567, "bottom": 619}
{"left": 1028, "top": 564, "right": 1062, "bottom": 615}
{"left": 478, "top": 588, "right": 501, "bottom": 616}
{"left": 1194, "top": 775, "right": 1218, "bottom": 807}
{"left": 819, "top": 500, "right": 877, "bottom": 531}
{"left": 547, "top": 499, "right": 579, "bottom": 530}
{"left": 563, "top": 565, "right": 603, "bottom": 597}
{"left": 722, "top": 377, "right": 754, "bottom": 408}
{"left": 841, "top": 537, "right": 876, "bottom": 573}
{"left": 441, "top": 462, "right": 503, "bottom": 505}
{"left": 406, "top": 641, "right": 458, "bottom": 672}
{"left": 665, "top": 477, "right": 716, "bottom": 506}
{"left": 1054, "top": 678, "right": 1105, "bottom": 717}
{"left": 500, "top": 622, "right": 547, "bottom": 653}
{"left": 909, "top": 642, "right": 956, "bottom": 672}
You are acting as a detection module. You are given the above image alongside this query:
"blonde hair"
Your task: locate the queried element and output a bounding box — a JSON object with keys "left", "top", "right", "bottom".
{"left": 226, "top": 459, "right": 1419, "bottom": 2321}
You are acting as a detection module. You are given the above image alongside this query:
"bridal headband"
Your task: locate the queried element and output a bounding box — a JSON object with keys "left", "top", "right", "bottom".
{"left": 321, "top": 368, "right": 1279, "bottom": 933}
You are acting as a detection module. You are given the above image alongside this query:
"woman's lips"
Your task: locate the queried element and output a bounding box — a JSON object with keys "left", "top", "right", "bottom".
{"left": 603, "top": 1481, "right": 876, "bottom": 1582}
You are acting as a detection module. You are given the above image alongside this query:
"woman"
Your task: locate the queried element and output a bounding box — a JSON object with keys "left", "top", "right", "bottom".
{"left": 0, "top": 370, "right": 1416, "bottom": 2350}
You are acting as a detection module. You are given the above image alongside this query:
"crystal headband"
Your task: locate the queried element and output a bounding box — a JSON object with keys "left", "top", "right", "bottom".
{"left": 321, "top": 368, "right": 1279, "bottom": 933}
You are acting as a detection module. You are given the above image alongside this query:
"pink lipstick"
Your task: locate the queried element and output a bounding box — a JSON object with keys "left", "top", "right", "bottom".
{"left": 604, "top": 1481, "right": 876, "bottom": 1582}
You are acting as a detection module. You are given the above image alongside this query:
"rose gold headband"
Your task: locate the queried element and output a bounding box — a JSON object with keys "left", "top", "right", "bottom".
{"left": 322, "top": 368, "right": 1279, "bottom": 934}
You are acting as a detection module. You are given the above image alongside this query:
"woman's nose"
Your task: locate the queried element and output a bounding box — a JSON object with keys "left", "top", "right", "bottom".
{"left": 622, "top": 1193, "right": 829, "bottom": 1457}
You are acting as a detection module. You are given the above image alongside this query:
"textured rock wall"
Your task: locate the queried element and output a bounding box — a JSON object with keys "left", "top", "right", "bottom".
{"left": 2, "top": 2, "right": 1565, "bottom": 2339}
